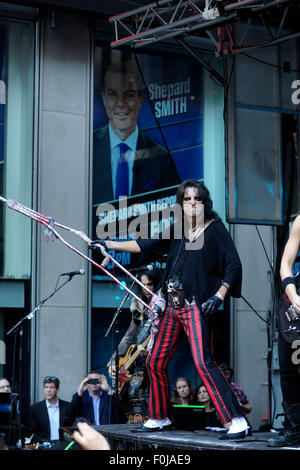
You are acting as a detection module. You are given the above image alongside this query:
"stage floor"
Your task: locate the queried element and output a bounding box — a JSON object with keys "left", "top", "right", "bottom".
{"left": 94, "top": 424, "right": 300, "bottom": 451}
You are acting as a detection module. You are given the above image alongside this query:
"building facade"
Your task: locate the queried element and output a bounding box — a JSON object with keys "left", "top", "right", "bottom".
{"left": 0, "top": 2, "right": 298, "bottom": 430}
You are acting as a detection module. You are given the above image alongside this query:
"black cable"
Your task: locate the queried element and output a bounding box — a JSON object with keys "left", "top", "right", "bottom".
{"left": 255, "top": 225, "right": 276, "bottom": 280}
{"left": 11, "top": 331, "right": 17, "bottom": 399}
{"left": 270, "top": 300, "right": 277, "bottom": 427}
{"left": 240, "top": 295, "right": 269, "bottom": 323}
{"left": 267, "top": 300, "right": 277, "bottom": 428}
{"left": 132, "top": 46, "right": 180, "bottom": 182}
{"left": 223, "top": 58, "right": 234, "bottom": 122}
{"left": 252, "top": 225, "right": 278, "bottom": 427}
{"left": 8, "top": 332, "right": 18, "bottom": 445}
{"left": 176, "top": 38, "right": 224, "bottom": 87}
{"left": 238, "top": 221, "right": 279, "bottom": 427}
{"left": 241, "top": 292, "right": 276, "bottom": 427}
{"left": 241, "top": 51, "right": 300, "bottom": 73}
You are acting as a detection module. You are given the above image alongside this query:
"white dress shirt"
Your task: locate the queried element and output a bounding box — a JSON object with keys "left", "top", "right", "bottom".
{"left": 46, "top": 399, "right": 60, "bottom": 441}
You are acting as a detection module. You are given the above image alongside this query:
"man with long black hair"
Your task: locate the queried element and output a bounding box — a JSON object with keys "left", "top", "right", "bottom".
{"left": 90, "top": 179, "right": 250, "bottom": 439}
{"left": 107, "top": 266, "right": 162, "bottom": 424}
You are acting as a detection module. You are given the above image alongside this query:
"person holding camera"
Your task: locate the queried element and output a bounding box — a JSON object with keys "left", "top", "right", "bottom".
{"left": 70, "top": 371, "right": 115, "bottom": 426}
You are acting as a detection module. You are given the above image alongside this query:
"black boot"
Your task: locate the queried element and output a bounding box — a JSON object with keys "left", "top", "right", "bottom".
{"left": 268, "top": 402, "right": 300, "bottom": 447}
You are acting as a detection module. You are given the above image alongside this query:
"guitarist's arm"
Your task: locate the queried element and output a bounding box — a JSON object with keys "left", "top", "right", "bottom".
{"left": 107, "top": 319, "right": 139, "bottom": 378}
{"left": 280, "top": 214, "right": 300, "bottom": 314}
{"left": 136, "top": 343, "right": 148, "bottom": 356}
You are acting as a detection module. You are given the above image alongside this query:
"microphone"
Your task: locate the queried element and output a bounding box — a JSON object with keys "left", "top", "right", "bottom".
{"left": 60, "top": 269, "right": 85, "bottom": 277}
{"left": 129, "top": 264, "right": 154, "bottom": 273}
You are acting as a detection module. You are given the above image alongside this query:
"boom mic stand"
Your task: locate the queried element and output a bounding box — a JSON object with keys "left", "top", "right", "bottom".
{"left": 6, "top": 273, "right": 77, "bottom": 446}
{"left": 7, "top": 274, "right": 76, "bottom": 336}
{"left": 105, "top": 275, "right": 138, "bottom": 423}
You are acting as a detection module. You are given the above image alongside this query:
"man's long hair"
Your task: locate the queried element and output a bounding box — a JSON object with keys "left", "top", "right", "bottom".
{"left": 176, "top": 179, "right": 217, "bottom": 223}
{"left": 138, "top": 266, "right": 162, "bottom": 293}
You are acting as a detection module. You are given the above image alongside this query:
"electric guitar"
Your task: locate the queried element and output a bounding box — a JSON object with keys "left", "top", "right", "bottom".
{"left": 276, "top": 275, "right": 300, "bottom": 343}
{"left": 114, "top": 334, "right": 151, "bottom": 396}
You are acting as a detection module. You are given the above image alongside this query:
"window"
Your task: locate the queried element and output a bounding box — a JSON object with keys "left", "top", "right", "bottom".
{"left": 0, "top": 21, "right": 34, "bottom": 279}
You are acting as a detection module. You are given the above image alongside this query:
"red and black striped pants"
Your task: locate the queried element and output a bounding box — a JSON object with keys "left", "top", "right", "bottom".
{"left": 146, "top": 304, "right": 243, "bottom": 424}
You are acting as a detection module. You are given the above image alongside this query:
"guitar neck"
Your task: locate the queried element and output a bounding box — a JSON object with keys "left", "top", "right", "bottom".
{"left": 124, "top": 335, "right": 151, "bottom": 371}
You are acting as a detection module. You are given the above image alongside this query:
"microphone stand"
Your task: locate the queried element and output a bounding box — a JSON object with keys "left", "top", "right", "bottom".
{"left": 7, "top": 275, "right": 75, "bottom": 336}
{"left": 6, "top": 274, "right": 77, "bottom": 446}
{"left": 105, "top": 275, "right": 138, "bottom": 423}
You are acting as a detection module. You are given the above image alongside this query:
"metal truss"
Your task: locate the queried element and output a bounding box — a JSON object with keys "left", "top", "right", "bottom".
{"left": 109, "top": 0, "right": 300, "bottom": 56}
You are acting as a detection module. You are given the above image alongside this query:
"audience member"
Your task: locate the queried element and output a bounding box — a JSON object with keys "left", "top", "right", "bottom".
{"left": 0, "top": 377, "right": 20, "bottom": 447}
{"left": 107, "top": 266, "right": 162, "bottom": 424}
{"left": 0, "top": 435, "right": 8, "bottom": 450}
{"left": 219, "top": 364, "right": 252, "bottom": 414}
{"left": 171, "top": 377, "right": 194, "bottom": 406}
{"left": 70, "top": 371, "right": 115, "bottom": 426}
{"left": 0, "top": 378, "right": 11, "bottom": 393}
{"left": 27, "top": 376, "right": 72, "bottom": 443}
{"left": 194, "top": 383, "right": 223, "bottom": 428}
{"left": 72, "top": 421, "right": 110, "bottom": 450}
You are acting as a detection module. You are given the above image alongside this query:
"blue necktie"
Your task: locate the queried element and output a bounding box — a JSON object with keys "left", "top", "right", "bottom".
{"left": 115, "top": 142, "right": 130, "bottom": 199}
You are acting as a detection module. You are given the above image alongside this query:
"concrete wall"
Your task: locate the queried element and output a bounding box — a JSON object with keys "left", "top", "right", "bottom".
{"left": 31, "top": 12, "right": 91, "bottom": 402}
{"left": 232, "top": 224, "right": 275, "bottom": 429}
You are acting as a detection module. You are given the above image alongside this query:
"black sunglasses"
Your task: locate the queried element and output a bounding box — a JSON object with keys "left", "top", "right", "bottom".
{"left": 44, "top": 376, "right": 58, "bottom": 381}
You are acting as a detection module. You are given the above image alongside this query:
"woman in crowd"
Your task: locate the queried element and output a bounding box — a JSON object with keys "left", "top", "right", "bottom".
{"left": 194, "top": 383, "right": 222, "bottom": 428}
{"left": 171, "top": 377, "right": 194, "bottom": 406}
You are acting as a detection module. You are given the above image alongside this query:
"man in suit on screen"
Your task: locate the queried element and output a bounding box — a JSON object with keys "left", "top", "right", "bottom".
{"left": 93, "top": 59, "right": 180, "bottom": 205}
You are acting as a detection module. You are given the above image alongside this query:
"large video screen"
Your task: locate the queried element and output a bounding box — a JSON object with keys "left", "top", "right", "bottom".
{"left": 92, "top": 43, "right": 204, "bottom": 274}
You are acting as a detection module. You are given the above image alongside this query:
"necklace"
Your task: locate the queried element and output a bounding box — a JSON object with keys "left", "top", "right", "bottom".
{"left": 190, "top": 219, "right": 214, "bottom": 243}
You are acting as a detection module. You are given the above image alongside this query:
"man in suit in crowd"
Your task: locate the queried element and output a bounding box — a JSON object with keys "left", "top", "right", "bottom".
{"left": 70, "top": 371, "right": 115, "bottom": 425}
{"left": 93, "top": 60, "right": 180, "bottom": 205}
{"left": 27, "top": 376, "right": 72, "bottom": 443}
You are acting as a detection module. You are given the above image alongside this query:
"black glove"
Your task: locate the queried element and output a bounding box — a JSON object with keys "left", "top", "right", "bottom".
{"left": 201, "top": 295, "right": 223, "bottom": 320}
{"left": 89, "top": 239, "right": 108, "bottom": 260}
{"left": 151, "top": 294, "right": 166, "bottom": 319}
